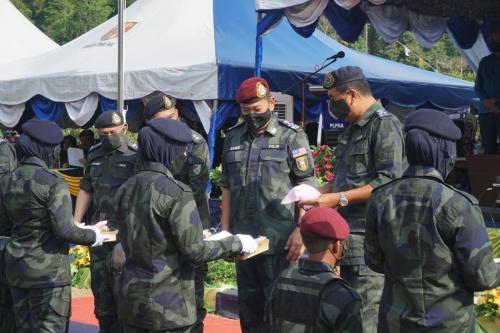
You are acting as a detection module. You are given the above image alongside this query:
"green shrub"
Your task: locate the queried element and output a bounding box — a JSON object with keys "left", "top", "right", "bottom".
{"left": 206, "top": 259, "right": 237, "bottom": 289}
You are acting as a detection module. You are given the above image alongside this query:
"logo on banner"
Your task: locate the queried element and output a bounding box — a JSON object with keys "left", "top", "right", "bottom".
{"left": 101, "top": 22, "right": 138, "bottom": 41}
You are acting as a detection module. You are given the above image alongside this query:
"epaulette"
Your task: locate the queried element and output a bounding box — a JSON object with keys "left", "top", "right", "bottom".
{"left": 0, "top": 138, "right": 5, "bottom": 144}
{"left": 89, "top": 142, "right": 102, "bottom": 152}
{"left": 374, "top": 109, "right": 391, "bottom": 119}
{"left": 227, "top": 121, "right": 245, "bottom": 132}
{"left": 191, "top": 130, "right": 203, "bottom": 144}
{"left": 443, "top": 183, "right": 479, "bottom": 205}
{"left": 278, "top": 119, "right": 301, "bottom": 131}
{"left": 128, "top": 142, "right": 138, "bottom": 152}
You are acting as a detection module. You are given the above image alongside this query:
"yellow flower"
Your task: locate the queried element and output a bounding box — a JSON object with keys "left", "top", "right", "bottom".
{"left": 476, "top": 296, "right": 488, "bottom": 305}
{"left": 493, "top": 296, "right": 500, "bottom": 307}
{"left": 489, "top": 288, "right": 500, "bottom": 298}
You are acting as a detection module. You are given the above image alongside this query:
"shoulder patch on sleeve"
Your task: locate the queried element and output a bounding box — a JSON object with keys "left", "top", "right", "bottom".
{"left": 128, "top": 142, "right": 138, "bottom": 151}
{"left": 278, "top": 119, "right": 301, "bottom": 131}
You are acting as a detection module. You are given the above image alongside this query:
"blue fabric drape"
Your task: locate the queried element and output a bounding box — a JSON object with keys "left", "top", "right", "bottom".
{"left": 323, "top": 2, "right": 366, "bottom": 43}
{"left": 98, "top": 96, "right": 143, "bottom": 121}
{"left": 447, "top": 17, "right": 480, "bottom": 49}
{"left": 257, "top": 9, "right": 283, "bottom": 36}
{"left": 208, "top": 101, "right": 240, "bottom": 169}
{"left": 30, "top": 96, "right": 66, "bottom": 122}
{"left": 289, "top": 18, "right": 319, "bottom": 38}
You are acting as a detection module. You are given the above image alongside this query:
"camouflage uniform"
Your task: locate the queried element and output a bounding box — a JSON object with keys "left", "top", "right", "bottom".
{"left": 221, "top": 116, "right": 317, "bottom": 332}
{"left": 268, "top": 259, "right": 363, "bottom": 333}
{"left": 114, "top": 161, "right": 243, "bottom": 332}
{"left": 365, "top": 165, "right": 500, "bottom": 333}
{"left": 332, "top": 101, "right": 405, "bottom": 333}
{"left": 172, "top": 129, "right": 210, "bottom": 333}
{"left": 80, "top": 141, "right": 137, "bottom": 333}
{"left": 0, "top": 139, "right": 16, "bottom": 333}
{"left": 0, "top": 157, "right": 96, "bottom": 332}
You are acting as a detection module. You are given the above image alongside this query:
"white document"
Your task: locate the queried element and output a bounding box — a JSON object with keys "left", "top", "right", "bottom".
{"left": 67, "top": 147, "right": 84, "bottom": 167}
{"left": 205, "top": 231, "right": 233, "bottom": 241}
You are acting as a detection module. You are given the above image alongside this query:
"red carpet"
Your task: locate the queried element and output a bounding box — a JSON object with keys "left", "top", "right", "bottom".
{"left": 70, "top": 296, "right": 241, "bottom": 333}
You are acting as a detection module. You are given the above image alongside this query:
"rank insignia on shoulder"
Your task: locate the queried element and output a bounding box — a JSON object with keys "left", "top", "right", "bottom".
{"left": 128, "top": 142, "right": 138, "bottom": 151}
{"left": 89, "top": 143, "right": 102, "bottom": 151}
{"left": 375, "top": 109, "right": 390, "bottom": 118}
{"left": 291, "top": 147, "right": 307, "bottom": 158}
{"left": 295, "top": 155, "right": 309, "bottom": 171}
{"left": 279, "top": 119, "right": 300, "bottom": 130}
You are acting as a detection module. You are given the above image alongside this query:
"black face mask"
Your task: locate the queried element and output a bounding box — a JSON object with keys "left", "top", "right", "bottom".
{"left": 100, "top": 133, "right": 126, "bottom": 151}
{"left": 489, "top": 41, "right": 500, "bottom": 53}
{"left": 328, "top": 98, "right": 351, "bottom": 120}
{"left": 243, "top": 109, "right": 272, "bottom": 132}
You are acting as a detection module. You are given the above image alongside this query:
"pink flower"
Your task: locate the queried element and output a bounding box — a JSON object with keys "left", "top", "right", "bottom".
{"left": 323, "top": 163, "right": 333, "bottom": 170}
{"left": 312, "top": 151, "right": 318, "bottom": 159}
{"left": 318, "top": 145, "right": 327, "bottom": 152}
{"left": 323, "top": 156, "right": 331, "bottom": 164}
{"left": 325, "top": 172, "right": 334, "bottom": 182}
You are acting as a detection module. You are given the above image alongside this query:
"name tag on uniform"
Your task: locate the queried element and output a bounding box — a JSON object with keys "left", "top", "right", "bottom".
{"left": 116, "top": 163, "right": 128, "bottom": 168}
{"left": 267, "top": 144, "right": 283, "bottom": 149}
{"left": 229, "top": 145, "right": 243, "bottom": 151}
{"left": 91, "top": 162, "right": 102, "bottom": 166}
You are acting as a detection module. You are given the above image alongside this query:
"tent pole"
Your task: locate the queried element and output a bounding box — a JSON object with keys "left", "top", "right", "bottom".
{"left": 255, "top": 12, "right": 263, "bottom": 77}
{"left": 118, "top": 0, "right": 125, "bottom": 119}
{"left": 316, "top": 112, "right": 323, "bottom": 147}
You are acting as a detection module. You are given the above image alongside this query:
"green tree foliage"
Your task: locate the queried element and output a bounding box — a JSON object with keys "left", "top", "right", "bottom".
{"left": 318, "top": 17, "right": 475, "bottom": 81}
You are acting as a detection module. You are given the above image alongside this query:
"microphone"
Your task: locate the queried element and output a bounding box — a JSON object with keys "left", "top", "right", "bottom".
{"left": 326, "top": 51, "right": 345, "bottom": 61}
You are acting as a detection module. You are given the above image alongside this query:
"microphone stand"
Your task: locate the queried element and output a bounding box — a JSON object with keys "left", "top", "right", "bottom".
{"left": 281, "top": 55, "right": 344, "bottom": 128}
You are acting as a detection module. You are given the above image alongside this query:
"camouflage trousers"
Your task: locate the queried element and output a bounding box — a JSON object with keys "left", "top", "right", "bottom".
{"left": 341, "top": 261, "right": 383, "bottom": 333}
{"left": 0, "top": 282, "right": 14, "bottom": 333}
{"left": 90, "top": 243, "right": 121, "bottom": 333}
{"left": 10, "top": 285, "right": 71, "bottom": 333}
{"left": 192, "top": 262, "right": 208, "bottom": 333}
{"left": 122, "top": 323, "right": 193, "bottom": 332}
{"left": 236, "top": 254, "right": 290, "bottom": 333}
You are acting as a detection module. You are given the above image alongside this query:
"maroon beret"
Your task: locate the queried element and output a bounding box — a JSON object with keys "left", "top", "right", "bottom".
{"left": 235, "top": 77, "right": 270, "bottom": 104}
{"left": 300, "top": 207, "right": 350, "bottom": 241}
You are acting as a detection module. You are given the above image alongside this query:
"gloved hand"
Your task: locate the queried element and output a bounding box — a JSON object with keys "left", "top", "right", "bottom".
{"left": 90, "top": 228, "right": 109, "bottom": 247}
{"left": 236, "top": 234, "right": 258, "bottom": 253}
{"left": 78, "top": 220, "right": 108, "bottom": 230}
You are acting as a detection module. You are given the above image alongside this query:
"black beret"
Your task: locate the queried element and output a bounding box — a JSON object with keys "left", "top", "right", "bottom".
{"left": 143, "top": 95, "right": 177, "bottom": 120}
{"left": 145, "top": 118, "right": 192, "bottom": 143}
{"left": 323, "top": 66, "right": 366, "bottom": 89}
{"left": 404, "top": 108, "right": 462, "bottom": 140}
{"left": 21, "top": 119, "right": 63, "bottom": 145}
{"left": 94, "top": 111, "right": 124, "bottom": 128}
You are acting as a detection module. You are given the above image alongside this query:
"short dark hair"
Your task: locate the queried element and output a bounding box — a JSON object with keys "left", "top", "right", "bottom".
{"left": 79, "top": 129, "right": 94, "bottom": 139}
{"left": 301, "top": 232, "right": 332, "bottom": 254}
{"left": 63, "top": 135, "right": 77, "bottom": 146}
{"left": 336, "top": 79, "right": 372, "bottom": 97}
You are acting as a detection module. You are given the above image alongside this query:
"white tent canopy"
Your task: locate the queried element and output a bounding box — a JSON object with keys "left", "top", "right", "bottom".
{"left": 0, "top": 0, "right": 217, "bottom": 105}
{"left": 0, "top": 0, "right": 58, "bottom": 64}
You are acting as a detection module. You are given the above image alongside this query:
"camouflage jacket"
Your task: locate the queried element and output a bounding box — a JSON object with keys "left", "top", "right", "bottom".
{"left": 80, "top": 141, "right": 137, "bottom": 227}
{"left": 114, "top": 161, "right": 243, "bottom": 331}
{"left": 0, "top": 140, "right": 17, "bottom": 177}
{"left": 172, "top": 129, "right": 210, "bottom": 229}
{"left": 0, "top": 157, "right": 95, "bottom": 288}
{"left": 332, "top": 101, "right": 405, "bottom": 234}
{"left": 365, "top": 165, "right": 500, "bottom": 332}
{"left": 268, "top": 259, "right": 363, "bottom": 333}
{"left": 221, "top": 117, "right": 317, "bottom": 254}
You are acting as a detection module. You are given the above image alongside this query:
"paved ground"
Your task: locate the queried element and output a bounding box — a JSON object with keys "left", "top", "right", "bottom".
{"left": 70, "top": 289, "right": 242, "bottom": 333}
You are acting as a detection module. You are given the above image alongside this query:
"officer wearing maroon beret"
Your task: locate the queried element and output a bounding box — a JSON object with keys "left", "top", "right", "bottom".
{"left": 220, "top": 77, "right": 317, "bottom": 332}
{"left": 268, "top": 207, "right": 362, "bottom": 333}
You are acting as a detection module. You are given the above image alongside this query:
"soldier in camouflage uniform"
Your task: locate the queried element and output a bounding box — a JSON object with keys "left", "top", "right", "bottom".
{"left": 221, "top": 77, "right": 317, "bottom": 332}
{"left": 114, "top": 118, "right": 257, "bottom": 333}
{"left": 365, "top": 109, "right": 500, "bottom": 333}
{"left": 74, "top": 111, "right": 137, "bottom": 333}
{"left": 0, "top": 119, "right": 107, "bottom": 333}
{"left": 299, "top": 66, "right": 405, "bottom": 333}
{"left": 0, "top": 138, "right": 17, "bottom": 333}
{"left": 143, "top": 94, "right": 211, "bottom": 332}
{"left": 268, "top": 207, "right": 362, "bottom": 333}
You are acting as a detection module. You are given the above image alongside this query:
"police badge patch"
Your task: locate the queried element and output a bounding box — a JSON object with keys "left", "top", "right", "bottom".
{"left": 256, "top": 82, "right": 267, "bottom": 98}
{"left": 323, "top": 73, "right": 335, "bottom": 89}
{"left": 295, "top": 156, "right": 308, "bottom": 172}
{"left": 192, "top": 164, "right": 202, "bottom": 176}
{"left": 163, "top": 96, "right": 173, "bottom": 109}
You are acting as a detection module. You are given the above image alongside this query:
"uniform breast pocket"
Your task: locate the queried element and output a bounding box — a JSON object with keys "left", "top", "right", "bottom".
{"left": 225, "top": 150, "right": 244, "bottom": 187}
{"left": 111, "top": 162, "right": 134, "bottom": 179}
{"left": 350, "top": 141, "right": 369, "bottom": 175}
{"left": 259, "top": 149, "right": 288, "bottom": 177}
{"left": 89, "top": 164, "right": 104, "bottom": 178}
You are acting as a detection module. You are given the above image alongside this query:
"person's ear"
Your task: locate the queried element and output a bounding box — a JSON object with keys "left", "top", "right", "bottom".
{"left": 268, "top": 96, "right": 276, "bottom": 112}
{"left": 123, "top": 124, "right": 128, "bottom": 134}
